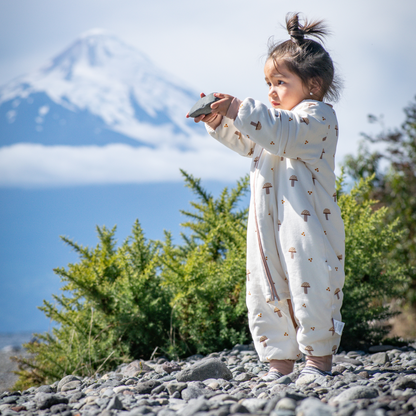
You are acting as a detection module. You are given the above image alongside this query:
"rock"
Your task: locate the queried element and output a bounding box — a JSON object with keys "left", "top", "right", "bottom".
{"left": 167, "top": 382, "right": 187, "bottom": 395}
{"left": 240, "top": 398, "right": 267, "bottom": 413}
{"left": 177, "top": 397, "right": 209, "bottom": 416}
{"left": 295, "top": 374, "right": 316, "bottom": 387}
{"left": 176, "top": 358, "right": 232, "bottom": 382}
{"left": 162, "top": 362, "right": 182, "bottom": 374}
{"left": 56, "top": 375, "right": 81, "bottom": 392}
{"left": 106, "top": 395, "right": 123, "bottom": 410}
{"left": 234, "top": 373, "right": 253, "bottom": 382}
{"left": 392, "top": 376, "right": 416, "bottom": 390}
{"left": 276, "top": 397, "right": 296, "bottom": 410}
{"left": 60, "top": 380, "right": 82, "bottom": 392}
{"left": 181, "top": 381, "right": 212, "bottom": 401}
{"left": 371, "top": 352, "right": 389, "bottom": 365}
{"left": 188, "top": 93, "right": 220, "bottom": 118}
{"left": 135, "top": 380, "right": 161, "bottom": 394}
{"left": 273, "top": 375, "right": 292, "bottom": 385}
{"left": 36, "top": 385, "right": 55, "bottom": 393}
{"left": 296, "top": 397, "right": 334, "bottom": 415}
{"left": 50, "top": 403, "right": 70, "bottom": 414}
{"left": 120, "top": 360, "right": 153, "bottom": 377}
{"left": 35, "top": 393, "right": 69, "bottom": 410}
{"left": 368, "top": 345, "right": 395, "bottom": 353}
{"left": 331, "top": 386, "right": 379, "bottom": 403}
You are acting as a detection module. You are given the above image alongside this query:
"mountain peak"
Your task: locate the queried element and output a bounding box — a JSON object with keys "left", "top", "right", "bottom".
{"left": 79, "top": 28, "right": 110, "bottom": 39}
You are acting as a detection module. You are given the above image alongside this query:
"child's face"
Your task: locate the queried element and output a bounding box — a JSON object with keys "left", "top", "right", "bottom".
{"left": 264, "top": 58, "right": 310, "bottom": 111}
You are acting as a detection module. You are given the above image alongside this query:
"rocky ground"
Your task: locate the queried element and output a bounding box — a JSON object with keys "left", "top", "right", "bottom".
{"left": 1, "top": 343, "right": 416, "bottom": 416}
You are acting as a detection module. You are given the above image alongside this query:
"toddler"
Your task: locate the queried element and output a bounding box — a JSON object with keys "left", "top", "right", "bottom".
{"left": 188, "top": 13, "right": 345, "bottom": 382}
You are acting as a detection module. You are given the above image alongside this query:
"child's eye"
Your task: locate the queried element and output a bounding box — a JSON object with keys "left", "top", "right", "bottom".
{"left": 266, "top": 82, "right": 271, "bottom": 87}
{"left": 278, "top": 80, "right": 285, "bottom": 85}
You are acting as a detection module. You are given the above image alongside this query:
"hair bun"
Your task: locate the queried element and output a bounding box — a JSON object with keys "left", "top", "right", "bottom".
{"left": 286, "top": 12, "right": 328, "bottom": 45}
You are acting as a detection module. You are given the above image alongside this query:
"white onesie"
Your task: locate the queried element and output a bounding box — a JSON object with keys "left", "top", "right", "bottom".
{"left": 206, "top": 98, "right": 345, "bottom": 361}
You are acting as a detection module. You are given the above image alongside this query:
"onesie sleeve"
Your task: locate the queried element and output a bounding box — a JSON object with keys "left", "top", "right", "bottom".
{"left": 234, "top": 99, "right": 336, "bottom": 162}
{"left": 206, "top": 116, "right": 257, "bottom": 158}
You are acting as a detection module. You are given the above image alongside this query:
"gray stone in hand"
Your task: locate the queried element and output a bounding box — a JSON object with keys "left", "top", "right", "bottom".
{"left": 188, "top": 93, "right": 220, "bottom": 118}
{"left": 176, "top": 357, "right": 232, "bottom": 382}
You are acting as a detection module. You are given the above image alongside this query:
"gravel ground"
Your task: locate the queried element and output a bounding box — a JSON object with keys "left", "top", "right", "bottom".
{"left": 1, "top": 343, "right": 416, "bottom": 416}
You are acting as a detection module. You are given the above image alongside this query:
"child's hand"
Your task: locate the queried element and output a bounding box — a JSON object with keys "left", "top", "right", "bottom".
{"left": 186, "top": 93, "right": 220, "bottom": 124}
{"left": 211, "top": 93, "right": 234, "bottom": 116}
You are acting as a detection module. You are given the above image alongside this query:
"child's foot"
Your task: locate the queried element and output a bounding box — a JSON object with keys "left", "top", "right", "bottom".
{"left": 261, "top": 369, "right": 284, "bottom": 382}
{"left": 295, "top": 365, "right": 331, "bottom": 386}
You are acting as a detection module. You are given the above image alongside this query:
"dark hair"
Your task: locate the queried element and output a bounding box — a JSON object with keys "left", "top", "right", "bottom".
{"left": 267, "top": 13, "right": 341, "bottom": 102}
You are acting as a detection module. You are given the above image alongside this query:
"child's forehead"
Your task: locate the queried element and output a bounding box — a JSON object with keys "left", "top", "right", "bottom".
{"left": 265, "top": 58, "right": 289, "bottom": 77}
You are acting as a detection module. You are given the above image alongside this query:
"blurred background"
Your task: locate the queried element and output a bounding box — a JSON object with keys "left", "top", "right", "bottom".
{"left": 1, "top": 0, "right": 415, "bottom": 344}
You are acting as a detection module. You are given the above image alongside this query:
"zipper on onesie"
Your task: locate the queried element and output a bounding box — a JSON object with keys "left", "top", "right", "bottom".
{"left": 252, "top": 149, "right": 280, "bottom": 302}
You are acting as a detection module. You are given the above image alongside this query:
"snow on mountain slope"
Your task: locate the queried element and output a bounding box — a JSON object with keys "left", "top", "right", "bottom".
{"left": 0, "top": 29, "right": 201, "bottom": 147}
{"left": 0, "top": 29, "right": 250, "bottom": 187}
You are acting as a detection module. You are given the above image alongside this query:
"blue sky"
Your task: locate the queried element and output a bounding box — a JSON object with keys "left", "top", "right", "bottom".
{"left": 1, "top": 0, "right": 415, "bottom": 333}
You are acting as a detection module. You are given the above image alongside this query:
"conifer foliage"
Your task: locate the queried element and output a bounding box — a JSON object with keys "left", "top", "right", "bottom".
{"left": 13, "top": 171, "right": 409, "bottom": 389}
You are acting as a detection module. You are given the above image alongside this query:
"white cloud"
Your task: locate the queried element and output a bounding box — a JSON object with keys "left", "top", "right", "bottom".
{"left": 0, "top": 139, "right": 251, "bottom": 188}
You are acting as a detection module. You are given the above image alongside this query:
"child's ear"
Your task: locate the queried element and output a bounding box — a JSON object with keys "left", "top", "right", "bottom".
{"left": 309, "top": 78, "right": 322, "bottom": 97}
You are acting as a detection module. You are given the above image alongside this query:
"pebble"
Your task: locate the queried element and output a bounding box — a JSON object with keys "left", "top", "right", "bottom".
{"left": 1, "top": 343, "right": 416, "bottom": 416}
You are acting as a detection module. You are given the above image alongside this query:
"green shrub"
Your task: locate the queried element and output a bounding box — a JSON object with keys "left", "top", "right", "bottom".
{"left": 13, "top": 221, "right": 171, "bottom": 390}
{"left": 338, "top": 173, "right": 410, "bottom": 349}
{"left": 12, "top": 170, "right": 410, "bottom": 389}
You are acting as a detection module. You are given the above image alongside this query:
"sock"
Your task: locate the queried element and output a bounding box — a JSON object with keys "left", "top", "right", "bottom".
{"left": 306, "top": 355, "right": 332, "bottom": 372}
{"left": 269, "top": 359, "right": 295, "bottom": 375}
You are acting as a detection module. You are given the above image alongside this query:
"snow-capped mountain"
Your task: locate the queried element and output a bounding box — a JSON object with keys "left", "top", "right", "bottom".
{"left": 0, "top": 29, "right": 201, "bottom": 147}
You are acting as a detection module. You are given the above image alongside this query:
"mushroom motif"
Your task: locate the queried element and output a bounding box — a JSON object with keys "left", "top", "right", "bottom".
{"left": 312, "top": 175, "right": 316, "bottom": 185}
{"left": 329, "top": 326, "right": 335, "bottom": 336}
{"left": 274, "top": 307, "right": 282, "bottom": 317}
{"left": 332, "top": 345, "right": 338, "bottom": 354}
{"left": 266, "top": 298, "right": 272, "bottom": 303}
{"left": 281, "top": 156, "right": 284, "bottom": 161}
{"left": 246, "top": 270, "right": 251, "bottom": 281}
{"left": 335, "top": 125, "right": 339, "bottom": 137}
{"left": 254, "top": 157, "right": 260, "bottom": 167}
{"left": 289, "top": 175, "right": 298, "bottom": 187}
{"left": 277, "top": 219, "right": 281, "bottom": 231}
{"left": 334, "top": 288, "right": 341, "bottom": 299}
{"left": 301, "top": 282, "right": 311, "bottom": 294}
{"left": 234, "top": 131, "right": 242, "bottom": 140}
{"left": 300, "top": 117, "right": 310, "bottom": 125}
{"left": 263, "top": 183, "right": 272, "bottom": 194}
{"left": 323, "top": 208, "right": 331, "bottom": 220}
{"left": 333, "top": 192, "right": 337, "bottom": 202}
{"left": 337, "top": 254, "right": 343, "bottom": 261}
{"left": 320, "top": 149, "right": 325, "bottom": 159}
{"left": 305, "top": 346, "right": 314, "bottom": 356}
{"left": 322, "top": 136, "right": 327, "bottom": 141}
{"left": 301, "top": 210, "right": 311, "bottom": 222}
{"left": 289, "top": 247, "right": 297, "bottom": 259}
{"left": 248, "top": 148, "right": 254, "bottom": 156}
{"left": 250, "top": 121, "right": 262, "bottom": 130}
{"left": 260, "top": 335, "right": 268, "bottom": 347}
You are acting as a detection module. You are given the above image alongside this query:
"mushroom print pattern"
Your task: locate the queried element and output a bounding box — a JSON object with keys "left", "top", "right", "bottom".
{"left": 320, "top": 149, "right": 325, "bottom": 159}
{"left": 305, "top": 346, "right": 314, "bottom": 356}
{"left": 263, "top": 183, "right": 272, "bottom": 194}
{"left": 277, "top": 219, "right": 281, "bottom": 231}
{"left": 274, "top": 307, "right": 282, "bottom": 317}
{"left": 289, "top": 175, "right": 298, "bottom": 187}
{"left": 337, "top": 255, "right": 343, "bottom": 261}
{"left": 289, "top": 247, "right": 296, "bottom": 259}
{"left": 301, "top": 282, "right": 311, "bottom": 294}
{"left": 301, "top": 210, "right": 311, "bottom": 222}
{"left": 332, "top": 345, "right": 338, "bottom": 354}
{"left": 333, "top": 192, "right": 337, "bottom": 202}
{"left": 334, "top": 288, "right": 341, "bottom": 299}
{"left": 323, "top": 208, "right": 331, "bottom": 220}
{"left": 260, "top": 336, "right": 268, "bottom": 347}
{"left": 250, "top": 121, "right": 262, "bottom": 130}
